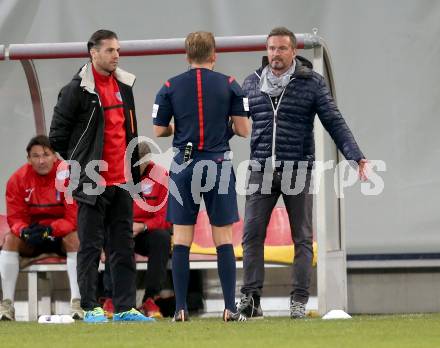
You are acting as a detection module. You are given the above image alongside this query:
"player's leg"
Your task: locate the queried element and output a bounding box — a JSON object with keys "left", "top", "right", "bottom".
{"left": 239, "top": 170, "right": 279, "bottom": 318}
{"left": 212, "top": 224, "right": 234, "bottom": 312}
{"left": 106, "top": 187, "right": 153, "bottom": 322}
{"left": 135, "top": 228, "right": 171, "bottom": 318}
{"left": 0, "top": 232, "right": 33, "bottom": 320}
{"left": 61, "top": 231, "right": 82, "bottom": 319}
{"left": 77, "top": 195, "right": 107, "bottom": 322}
{"left": 206, "top": 161, "right": 244, "bottom": 321}
{"left": 171, "top": 224, "right": 194, "bottom": 321}
{"left": 167, "top": 156, "right": 199, "bottom": 321}
{"left": 211, "top": 224, "right": 244, "bottom": 321}
{"left": 282, "top": 169, "right": 313, "bottom": 319}
{"left": 106, "top": 186, "right": 136, "bottom": 313}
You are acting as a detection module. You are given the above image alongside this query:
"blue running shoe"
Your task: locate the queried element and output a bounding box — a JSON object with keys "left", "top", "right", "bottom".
{"left": 113, "top": 308, "right": 156, "bottom": 322}
{"left": 84, "top": 307, "right": 108, "bottom": 323}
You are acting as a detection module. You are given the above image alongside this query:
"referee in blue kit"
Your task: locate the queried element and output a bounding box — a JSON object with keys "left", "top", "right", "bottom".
{"left": 152, "top": 31, "right": 250, "bottom": 322}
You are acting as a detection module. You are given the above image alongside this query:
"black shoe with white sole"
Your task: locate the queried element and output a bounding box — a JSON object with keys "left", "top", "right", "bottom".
{"left": 223, "top": 309, "right": 247, "bottom": 322}
{"left": 237, "top": 294, "right": 263, "bottom": 319}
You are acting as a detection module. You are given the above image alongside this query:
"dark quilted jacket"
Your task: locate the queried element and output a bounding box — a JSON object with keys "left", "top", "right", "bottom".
{"left": 242, "top": 56, "right": 364, "bottom": 166}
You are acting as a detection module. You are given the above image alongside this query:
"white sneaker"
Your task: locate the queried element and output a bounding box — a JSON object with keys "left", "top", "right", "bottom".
{"left": 0, "top": 299, "right": 15, "bottom": 321}
{"left": 70, "top": 298, "right": 84, "bottom": 320}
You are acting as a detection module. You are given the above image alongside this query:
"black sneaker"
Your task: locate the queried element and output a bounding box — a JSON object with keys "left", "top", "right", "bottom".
{"left": 237, "top": 294, "right": 263, "bottom": 319}
{"left": 289, "top": 297, "right": 306, "bottom": 319}
{"left": 172, "top": 309, "right": 190, "bottom": 322}
{"left": 223, "top": 309, "right": 247, "bottom": 322}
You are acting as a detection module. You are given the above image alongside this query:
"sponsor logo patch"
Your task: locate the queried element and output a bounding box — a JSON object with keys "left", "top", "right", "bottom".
{"left": 56, "top": 169, "right": 70, "bottom": 180}
{"left": 243, "top": 97, "right": 249, "bottom": 111}
{"left": 152, "top": 104, "right": 159, "bottom": 118}
{"left": 141, "top": 182, "right": 154, "bottom": 195}
{"left": 24, "top": 188, "right": 34, "bottom": 202}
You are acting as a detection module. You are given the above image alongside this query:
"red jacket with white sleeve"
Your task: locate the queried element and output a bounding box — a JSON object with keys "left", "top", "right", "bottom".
{"left": 133, "top": 161, "right": 171, "bottom": 231}
{"left": 6, "top": 160, "right": 77, "bottom": 238}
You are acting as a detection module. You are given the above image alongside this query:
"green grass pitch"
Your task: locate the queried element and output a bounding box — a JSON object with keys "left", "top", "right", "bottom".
{"left": 1, "top": 314, "right": 440, "bottom": 348}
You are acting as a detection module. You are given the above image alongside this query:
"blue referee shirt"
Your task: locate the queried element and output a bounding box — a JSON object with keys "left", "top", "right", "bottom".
{"left": 153, "top": 68, "right": 248, "bottom": 153}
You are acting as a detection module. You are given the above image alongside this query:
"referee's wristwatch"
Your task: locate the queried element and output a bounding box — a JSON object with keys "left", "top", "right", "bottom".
{"left": 142, "top": 223, "right": 147, "bottom": 233}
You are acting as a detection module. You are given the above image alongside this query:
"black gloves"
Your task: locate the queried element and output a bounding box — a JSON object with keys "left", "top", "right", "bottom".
{"left": 20, "top": 224, "right": 54, "bottom": 247}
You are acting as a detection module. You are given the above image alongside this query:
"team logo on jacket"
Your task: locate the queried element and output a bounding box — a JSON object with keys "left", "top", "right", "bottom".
{"left": 115, "top": 91, "right": 122, "bottom": 102}
{"left": 56, "top": 169, "right": 70, "bottom": 180}
{"left": 24, "top": 188, "right": 34, "bottom": 202}
{"left": 141, "top": 182, "right": 154, "bottom": 195}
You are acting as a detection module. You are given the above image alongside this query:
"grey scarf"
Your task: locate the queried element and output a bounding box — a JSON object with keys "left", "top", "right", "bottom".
{"left": 259, "top": 61, "right": 296, "bottom": 97}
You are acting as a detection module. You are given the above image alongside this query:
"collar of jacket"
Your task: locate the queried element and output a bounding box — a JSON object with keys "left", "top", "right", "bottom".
{"left": 78, "top": 62, "right": 136, "bottom": 93}
{"left": 255, "top": 56, "right": 313, "bottom": 80}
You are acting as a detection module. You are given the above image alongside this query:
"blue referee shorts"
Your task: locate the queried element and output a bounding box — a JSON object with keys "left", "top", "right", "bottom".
{"left": 167, "top": 151, "right": 239, "bottom": 226}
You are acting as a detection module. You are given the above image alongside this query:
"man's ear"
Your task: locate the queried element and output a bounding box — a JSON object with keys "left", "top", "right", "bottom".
{"left": 90, "top": 47, "right": 98, "bottom": 61}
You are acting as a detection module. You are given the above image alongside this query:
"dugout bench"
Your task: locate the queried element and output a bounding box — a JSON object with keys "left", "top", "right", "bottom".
{"left": 1, "top": 208, "right": 314, "bottom": 321}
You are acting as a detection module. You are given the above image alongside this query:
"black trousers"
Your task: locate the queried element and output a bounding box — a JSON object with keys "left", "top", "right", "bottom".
{"left": 77, "top": 186, "right": 136, "bottom": 312}
{"left": 241, "top": 169, "right": 313, "bottom": 304}
{"left": 103, "top": 228, "right": 172, "bottom": 301}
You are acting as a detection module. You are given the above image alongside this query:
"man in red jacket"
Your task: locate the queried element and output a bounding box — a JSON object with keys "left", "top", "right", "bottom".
{"left": 103, "top": 141, "right": 172, "bottom": 318}
{"left": 0, "top": 135, "right": 81, "bottom": 321}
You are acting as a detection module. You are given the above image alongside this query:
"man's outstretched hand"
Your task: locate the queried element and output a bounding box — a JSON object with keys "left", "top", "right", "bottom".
{"left": 358, "top": 159, "right": 370, "bottom": 182}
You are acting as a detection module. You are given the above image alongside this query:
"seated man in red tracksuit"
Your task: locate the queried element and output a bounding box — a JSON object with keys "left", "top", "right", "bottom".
{"left": 0, "top": 135, "right": 81, "bottom": 321}
{"left": 102, "top": 141, "right": 172, "bottom": 318}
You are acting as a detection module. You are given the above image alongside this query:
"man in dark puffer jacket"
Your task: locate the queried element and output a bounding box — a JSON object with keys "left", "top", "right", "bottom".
{"left": 237, "top": 27, "right": 369, "bottom": 319}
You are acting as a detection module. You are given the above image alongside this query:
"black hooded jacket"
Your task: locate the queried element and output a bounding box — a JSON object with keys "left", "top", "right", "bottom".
{"left": 49, "top": 62, "right": 140, "bottom": 205}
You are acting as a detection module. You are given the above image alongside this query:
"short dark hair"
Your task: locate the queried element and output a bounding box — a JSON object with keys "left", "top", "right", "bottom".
{"left": 267, "top": 27, "right": 297, "bottom": 48}
{"left": 26, "top": 135, "right": 54, "bottom": 155}
{"left": 87, "top": 29, "right": 118, "bottom": 55}
{"left": 185, "top": 31, "right": 216, "bottom": 64}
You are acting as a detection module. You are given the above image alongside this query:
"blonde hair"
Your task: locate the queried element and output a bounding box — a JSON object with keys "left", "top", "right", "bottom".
{"left": 185, "top": 31, "right": 216, "bottom": 64}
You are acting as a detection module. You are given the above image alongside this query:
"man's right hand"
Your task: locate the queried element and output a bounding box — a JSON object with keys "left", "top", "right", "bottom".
{"left": 20, "top": 225, "right": 32, "bottom": 241}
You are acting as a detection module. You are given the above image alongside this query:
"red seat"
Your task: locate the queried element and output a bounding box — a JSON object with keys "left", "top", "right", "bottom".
{"left": 193, "top": 210, "right": 243, "bottom": 248}
{"left": 231, "top": 219, "right": 243, "bottom": 247}
{"left": 193, "top": 210, "right": 214, "bottom": 248}
{"left": 189, "top": 254, "right": 217, "bottom": 261}
{"left": 263, "top": 207, "right": 317, "bottom": 266}
{"left": 32, "top": 257, "right": 66, "bottom": 264}
{"left": 135, "top": 254, "right": 148, "bottom": 262}
{"left": 265, "top": 207, "right": 293, "bottom": 246}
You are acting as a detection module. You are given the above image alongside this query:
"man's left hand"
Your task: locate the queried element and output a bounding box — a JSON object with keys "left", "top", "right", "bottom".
{"left": 133, "top": 222, "right": 146, "bottom": 237}
{"left": 25, "top": 224, "right": 54, "bottom": 247}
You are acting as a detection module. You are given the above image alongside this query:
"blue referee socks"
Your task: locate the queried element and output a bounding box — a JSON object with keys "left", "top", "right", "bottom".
{"left": 217, "top": 244, "right": 237, "bottom": 312}
{"left": 172, "top": 244, "right": 190, "bottom": 312}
